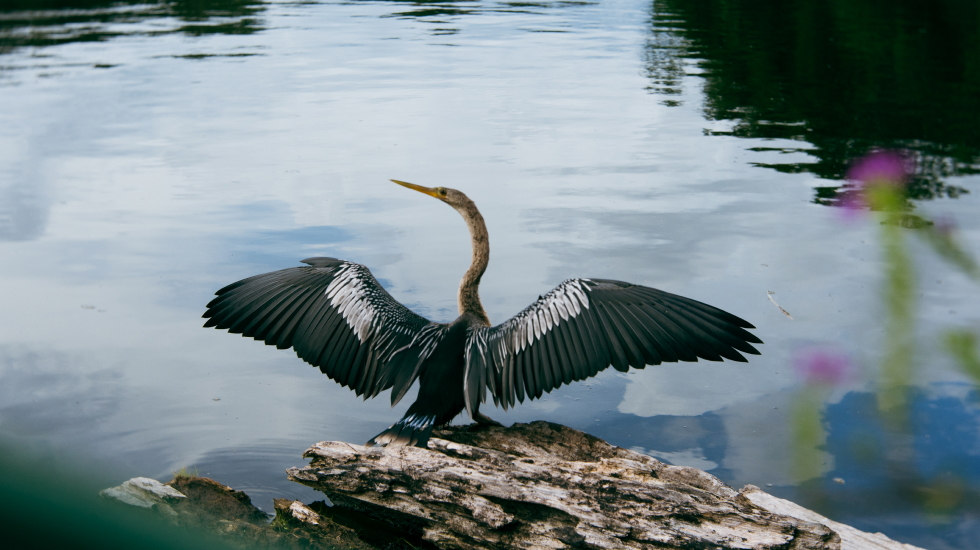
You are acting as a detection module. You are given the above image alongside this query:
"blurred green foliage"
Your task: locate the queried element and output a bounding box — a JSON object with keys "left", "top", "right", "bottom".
{"left": 792, "top": 388, "right": 827, "bottom": 482}
{"left": 876, "top": 188, "right": 917, "bottom": 419}
{"left": 945, "top": 331, "right": 980, "bottom": 386}
{"left": 0, "top": 442, "right": 237, "bottom": 550}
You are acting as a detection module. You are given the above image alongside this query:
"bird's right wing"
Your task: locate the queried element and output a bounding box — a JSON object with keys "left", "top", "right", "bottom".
{"left": 203, "top": 257, "right": 436, "bottom": 400}
{"left": 464, "top": 278, "right": 762, "bottom": 414}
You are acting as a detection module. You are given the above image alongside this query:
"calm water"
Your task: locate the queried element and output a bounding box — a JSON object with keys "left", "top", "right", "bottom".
{"left": 2, "top": 1, "right": 979, "bottom": 548}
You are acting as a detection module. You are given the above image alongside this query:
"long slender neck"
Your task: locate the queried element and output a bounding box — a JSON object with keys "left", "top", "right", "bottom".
{"left": 455, "top": 198, "right": 490, "bottom": 325}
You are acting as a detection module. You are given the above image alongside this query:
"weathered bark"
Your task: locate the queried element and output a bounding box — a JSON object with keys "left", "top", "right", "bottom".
{"left": 287, "top": 421, "right": 842, "bottom": 550}
{"left": 272, "top": 498, "right": 381, "bottom": 550}
{"left": 739, "top": 487, "right": 924, "bottom": 550}
{"left": 96, "top": 422, "right": 923, "bottom": 550}
{"left": 101, "top": 475, "right": 379, "bottom": 549}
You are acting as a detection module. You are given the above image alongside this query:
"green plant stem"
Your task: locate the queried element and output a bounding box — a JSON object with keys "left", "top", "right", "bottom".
{"left": 879, "top": 214, "right": 915, "bottom": 422}
{"left": 944, "top": 330, "right": 980, "bottom": 385}
{"left": 791, "top": 387, "right": 827, "bottom": 483}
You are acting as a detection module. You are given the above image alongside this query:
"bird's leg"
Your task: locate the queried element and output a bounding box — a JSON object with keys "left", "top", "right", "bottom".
{"left": 472, "top": 411, "right": 503, "bottom": 427}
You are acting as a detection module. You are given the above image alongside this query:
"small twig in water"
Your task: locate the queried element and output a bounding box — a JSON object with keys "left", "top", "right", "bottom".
{"left": 767, "top": 291, "right": 793, "bottom": 320}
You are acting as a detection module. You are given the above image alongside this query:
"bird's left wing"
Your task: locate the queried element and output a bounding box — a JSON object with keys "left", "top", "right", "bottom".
{"left": 463, "top": 278, "right": 762, "bottom": 416}
{"left": 203, "top": 257, "right": 434, "bottom": 399}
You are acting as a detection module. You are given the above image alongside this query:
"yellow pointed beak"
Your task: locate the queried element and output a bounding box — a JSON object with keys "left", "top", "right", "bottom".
{"left": 392, "top": 179, "right": 441, "bottom": 198}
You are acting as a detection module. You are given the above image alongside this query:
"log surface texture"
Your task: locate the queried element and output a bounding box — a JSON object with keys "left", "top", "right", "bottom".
{"left": 287, "top": 421, "right": 849, "bottom": 550}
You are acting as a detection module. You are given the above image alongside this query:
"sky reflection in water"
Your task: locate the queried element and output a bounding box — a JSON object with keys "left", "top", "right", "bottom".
{"left": 1, "top": 1, "right": 979, "bottom": 548}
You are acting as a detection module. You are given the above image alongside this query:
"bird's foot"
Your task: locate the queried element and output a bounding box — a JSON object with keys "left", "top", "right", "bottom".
{"left": 472, "top": 411, "right": 503, "bottom": 427}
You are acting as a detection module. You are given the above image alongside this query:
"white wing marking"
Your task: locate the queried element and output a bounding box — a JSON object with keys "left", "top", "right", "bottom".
{"left": 322, "top": 263, "right": 379, "bottom": 344}
{"left": 555, "top": 298, "right": 569, "bottom": 321}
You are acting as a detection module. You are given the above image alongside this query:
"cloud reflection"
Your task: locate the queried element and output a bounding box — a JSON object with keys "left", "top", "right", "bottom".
{"left": 0, "top": 347, "right": 123, "bottom": 438}
{"left": 0, "top": 175, "right": 48, "bottom": 241}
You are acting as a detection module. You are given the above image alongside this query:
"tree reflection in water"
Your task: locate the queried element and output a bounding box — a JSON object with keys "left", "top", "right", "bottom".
{"left": 0, "top": 0, "right": 267, "bottom": 55}
{"left": 645, "top": 0, "right": 980, "bottom": 206}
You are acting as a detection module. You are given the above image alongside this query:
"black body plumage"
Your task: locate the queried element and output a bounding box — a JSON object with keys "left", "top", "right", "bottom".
{"left": 203, "top": 183, "right": 762, "bottom": 447}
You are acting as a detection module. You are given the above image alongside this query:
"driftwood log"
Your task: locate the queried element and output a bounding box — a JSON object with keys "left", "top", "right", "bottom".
{"left": 287, "top": 421, "right": 918, "bottom": 550}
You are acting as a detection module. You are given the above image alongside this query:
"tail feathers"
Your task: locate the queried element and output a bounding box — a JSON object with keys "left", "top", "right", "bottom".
{"left": 365, "top": 414, "right": 436, "bottom": 448}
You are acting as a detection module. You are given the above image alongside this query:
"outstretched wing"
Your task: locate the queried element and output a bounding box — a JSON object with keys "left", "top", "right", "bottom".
{"left": 464, "top": 278, "right": 762, "bottom": 415}
{"left": 203, "top": 257, "right": 435, "bottom": 399}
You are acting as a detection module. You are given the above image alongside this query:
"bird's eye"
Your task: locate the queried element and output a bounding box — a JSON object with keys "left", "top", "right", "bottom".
{"left": 439, "top": 189, "right": 447, "bottom": 196}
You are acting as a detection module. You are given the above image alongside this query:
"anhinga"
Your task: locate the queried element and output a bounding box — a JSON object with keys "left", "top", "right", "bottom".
{"left": 203, "top": 180, "right": 762, "bottom": 447}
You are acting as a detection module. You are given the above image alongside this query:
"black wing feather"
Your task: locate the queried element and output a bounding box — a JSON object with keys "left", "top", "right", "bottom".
{"left": 620, "top": 304, "right": 663, "bottom": 366}
{"left": 573, "top": 307, "right": 602, "bottom": 376}
{"left": 514, "top": 351, "right": 527, "bottom": 404}
{"left": 532, "top": 332, "right": 552, "bottom": 397}
{"left": 639, "top": 304, "right": 700, "bottom": 361}
{"left": 204, "top": 257, "right": 434, "bottom": 397}
{"left": 630, "top": 304, "right": 681, "bottom": 362}
{"left": 593, "top": 303, "right": 631, "bottom": 372}
{"left": 602, "top": 302, "right": 647, "bottom": 369}
{"left": 464, "top": 278, "right": 762, "bottom": 414}
{"left": 556, "top": 318, "right": 587, "bottom": 381}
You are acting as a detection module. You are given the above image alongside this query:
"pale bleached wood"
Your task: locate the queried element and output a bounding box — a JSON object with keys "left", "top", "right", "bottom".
{"left": 288, "top": 421, "right": 844, "bottom": 550}
{"left": 740, "top": 486, "right": 924, "bottom": 550}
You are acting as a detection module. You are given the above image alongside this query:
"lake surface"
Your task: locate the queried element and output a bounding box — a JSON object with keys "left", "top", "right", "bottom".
{"left": 2, "top": 1, "right": 979, "bottom": 548}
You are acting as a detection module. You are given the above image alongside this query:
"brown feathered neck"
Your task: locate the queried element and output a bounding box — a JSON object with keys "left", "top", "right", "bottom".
{"left": 450, "top": 194, "right": 490, "bottom": 326}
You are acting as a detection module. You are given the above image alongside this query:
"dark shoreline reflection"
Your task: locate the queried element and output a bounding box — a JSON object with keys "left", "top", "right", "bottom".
{"left": 646, "top": 0, "right": 980, "bottom": 206}
{"left": 0, "top": 0, "right": 267, "bottom": 56}
{"left": 366, "top": 0, "right": 596, "bottom": 30}
{"left": 0, "top": 0, "right": 601, "bottom": 61}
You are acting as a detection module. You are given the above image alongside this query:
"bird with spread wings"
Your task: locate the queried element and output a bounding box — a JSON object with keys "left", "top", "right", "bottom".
{"left": 203, "top": 180, "right": 762, "bottom": 448}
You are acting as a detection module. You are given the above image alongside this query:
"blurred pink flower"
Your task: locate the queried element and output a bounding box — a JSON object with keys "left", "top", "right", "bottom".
{"left": 837, "top": 149, "right": 915, "bottom": 219}
{"left": 846, "top": 149, "right": 913, "bottom": 187}
{"left": 794, "top": 348, "right": 852, "bottom": 386}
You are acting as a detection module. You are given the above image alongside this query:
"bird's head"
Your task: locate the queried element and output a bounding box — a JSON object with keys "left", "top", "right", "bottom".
{"left": 392, "top": 179, "right": 470, "bottom": 210}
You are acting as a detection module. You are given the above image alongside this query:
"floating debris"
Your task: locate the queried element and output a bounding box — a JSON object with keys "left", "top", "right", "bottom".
{"left": 767, "top": 291, "right": 793, "bottom": 320}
